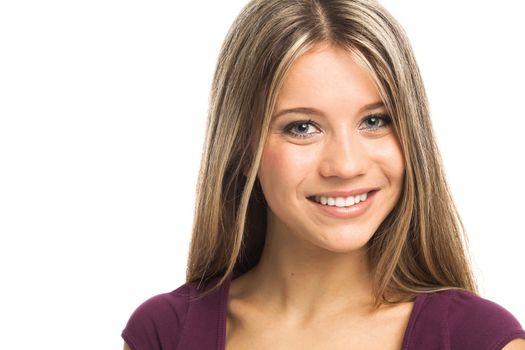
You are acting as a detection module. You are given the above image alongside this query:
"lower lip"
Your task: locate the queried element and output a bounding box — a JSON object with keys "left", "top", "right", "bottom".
{"left": 308, "top": 191, "right": 377, "bottom": 219}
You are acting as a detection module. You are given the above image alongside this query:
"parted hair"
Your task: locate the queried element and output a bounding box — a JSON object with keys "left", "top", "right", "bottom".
{"left": 186, "top": 0, "right": 478, "bottom": 306}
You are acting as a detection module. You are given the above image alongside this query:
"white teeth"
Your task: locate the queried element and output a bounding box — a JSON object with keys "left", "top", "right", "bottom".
{"left": 314, "top": 193, "right": 369, "bottom": 207}
{"left": 335, "top": 197, "right": 345, "bottom": 207}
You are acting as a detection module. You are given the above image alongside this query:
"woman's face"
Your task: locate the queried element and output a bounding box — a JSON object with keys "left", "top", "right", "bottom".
{"left": 257, "top": 43, "right": 405, "bottom": 254}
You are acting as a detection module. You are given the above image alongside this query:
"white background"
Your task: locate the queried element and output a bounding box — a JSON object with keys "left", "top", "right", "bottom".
{"left": 0, "top": 1, "right": 523, "bottom": 349}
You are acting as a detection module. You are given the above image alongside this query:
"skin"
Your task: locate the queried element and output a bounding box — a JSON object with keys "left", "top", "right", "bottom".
{"left": 123, "top": 43, "right": 525, "bottom": 350}
{"left": 503, "top": 339, "right": 525, "bottom": 350}
{"left": 227, "top": 43, "right": 409, "bottom": 349}
{"left": 123, "top": 339, "right": 525, "bottom": 350}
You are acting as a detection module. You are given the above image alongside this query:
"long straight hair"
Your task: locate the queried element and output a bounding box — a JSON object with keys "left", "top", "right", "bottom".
{"left": 186, "top": 0, "right": 478, "bottom": 306}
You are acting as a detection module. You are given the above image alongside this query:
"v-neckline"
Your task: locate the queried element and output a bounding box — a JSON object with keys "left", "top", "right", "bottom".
{"left": 217, "top": 271, "right": 428, "bottom": 350}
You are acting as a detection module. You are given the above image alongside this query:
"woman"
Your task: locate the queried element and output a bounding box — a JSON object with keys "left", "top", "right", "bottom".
{"left": 122, "top": 0, "right": 525, "bottom": 349}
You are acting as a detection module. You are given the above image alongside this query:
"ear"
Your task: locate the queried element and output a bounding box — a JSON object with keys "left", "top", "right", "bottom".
{"left": 241, "top": 149, "right": 256, "bottom": 178}
{"left": 242, "top": 164, "right": 249, "bottom": 177}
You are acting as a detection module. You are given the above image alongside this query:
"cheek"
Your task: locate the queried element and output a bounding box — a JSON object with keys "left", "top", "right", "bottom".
{"left": 368, "top": 136, "right": 405, "bottom": 182}
{"left": 258, "top": 140, "right": 316, "bottom": 193}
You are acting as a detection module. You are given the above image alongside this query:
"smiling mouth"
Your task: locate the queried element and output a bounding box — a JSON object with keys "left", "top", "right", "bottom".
{"left": 307, "top": 190, "right": 376, "bottom": 208}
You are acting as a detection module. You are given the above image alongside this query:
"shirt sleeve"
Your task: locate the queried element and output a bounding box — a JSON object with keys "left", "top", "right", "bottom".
{"left": 122, "top": 284, "right": 190, "bottom": 350}
{"left": 446, "top": 290, "right": 525, "bottom": 350}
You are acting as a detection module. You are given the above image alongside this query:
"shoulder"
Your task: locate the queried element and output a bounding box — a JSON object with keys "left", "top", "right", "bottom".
{"left": 415, "top": 289, "right": 525, "bottom": 349}
{"left": 121, "top": 283, "right": 192, "bottom": 350}
{"left": 121, "top": 276, "right": 230, "bottom": 350}
{"left": 445, "top": 290, "right": 525, "bottom": 349}
{"left": 444, "top": 289, "right": 518, "bottom": 323}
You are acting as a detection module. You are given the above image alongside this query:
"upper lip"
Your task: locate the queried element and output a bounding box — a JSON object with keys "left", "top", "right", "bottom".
{"left": 309, "top": 188, "right": 378, "bottom": 198}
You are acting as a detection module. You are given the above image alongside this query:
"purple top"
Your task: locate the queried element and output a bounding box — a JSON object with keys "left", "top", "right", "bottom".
{"left": 122, "top": 272, "right": 525, "bottom": 350}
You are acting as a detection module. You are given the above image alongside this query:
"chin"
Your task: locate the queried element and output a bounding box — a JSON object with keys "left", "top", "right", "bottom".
{"left": 315, "top": 228, "right": 375, "bottom": 254}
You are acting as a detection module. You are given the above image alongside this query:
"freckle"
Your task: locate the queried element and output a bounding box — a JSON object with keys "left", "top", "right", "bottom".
{"left": 291, "top": 272, "right": 295, "bottom": 277}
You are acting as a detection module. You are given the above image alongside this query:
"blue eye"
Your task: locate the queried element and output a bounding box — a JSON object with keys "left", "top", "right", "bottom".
{"left": 360, "top": 113, "right": 391, "bottom": 130}
{"left": 284, "top": 120, "right": 320, "bottom": 139}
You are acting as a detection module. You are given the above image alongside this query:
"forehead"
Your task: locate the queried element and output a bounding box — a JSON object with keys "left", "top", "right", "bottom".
{"left": 276, "top": 44, "right": 382, "bottom": 115}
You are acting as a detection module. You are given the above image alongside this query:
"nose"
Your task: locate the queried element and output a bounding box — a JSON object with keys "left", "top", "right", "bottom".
{"left": 319, "top": 132, "right": 369, "bottom": 179}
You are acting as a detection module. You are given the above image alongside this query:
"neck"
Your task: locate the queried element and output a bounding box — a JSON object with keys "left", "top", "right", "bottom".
{"left": 239, "top": 216, "right": 376, "bottom": 323}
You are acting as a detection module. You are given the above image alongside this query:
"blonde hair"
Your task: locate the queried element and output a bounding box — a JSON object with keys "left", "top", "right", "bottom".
{"left": 186, "top": 0, "right": 478, "bottom": 306}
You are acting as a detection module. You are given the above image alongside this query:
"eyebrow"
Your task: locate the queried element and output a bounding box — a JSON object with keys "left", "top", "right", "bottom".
{"left": 272, "top": 101, "right": 385, "bottom": 119}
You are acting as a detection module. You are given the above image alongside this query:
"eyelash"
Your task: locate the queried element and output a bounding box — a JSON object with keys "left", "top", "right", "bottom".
{"left": 283, "top": 113, "right": 392, "bottom": 139}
